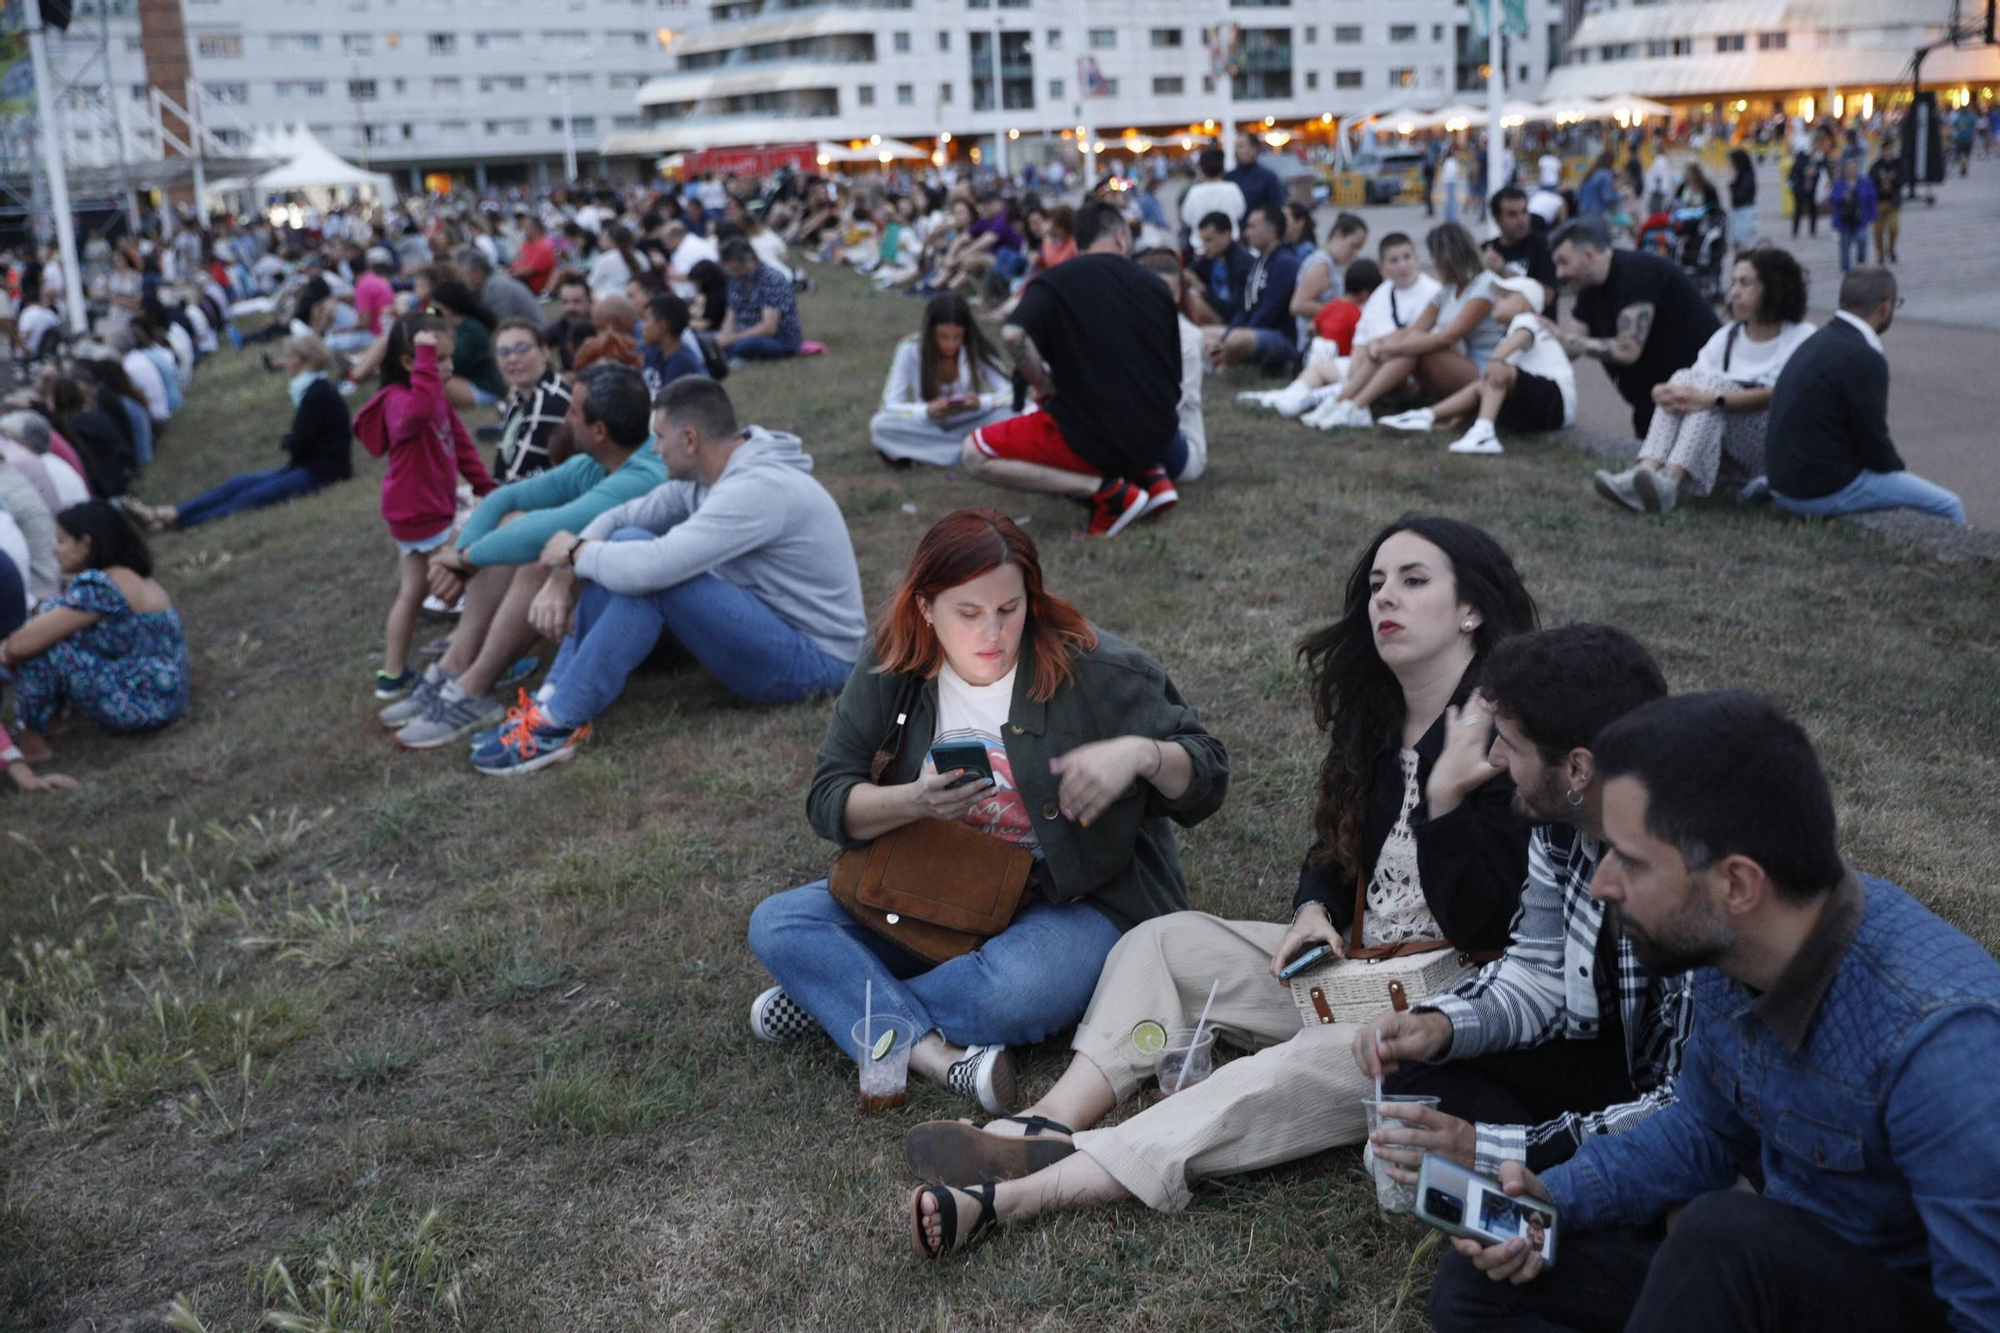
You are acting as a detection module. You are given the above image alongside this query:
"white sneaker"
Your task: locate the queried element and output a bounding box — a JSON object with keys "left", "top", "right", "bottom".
{"left": 1320, "top": 400, "right": 1372, "bottom": 429}
{"left": 1379, "top": 408, "right": 1437, "bottom": 434}
{"left": 1235, "top": 388, "right": 1278, "bottom": 408}
{"left": 748, "top": 987, "right": 815, "bottom": 1043}
{"left": 1448, "top": 422, "right": 1505, "bottom": 455}
{"left": 944, "top": 1044, "right": 1018, "bottom": 1116}
{"left": 1269, "top": 381, "right": 1317, "bottom": 417}
{"left": 1305, "top": 398, "right": 1360, "bottom": 429}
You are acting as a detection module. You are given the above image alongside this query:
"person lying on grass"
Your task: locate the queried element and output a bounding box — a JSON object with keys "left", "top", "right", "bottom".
{"left": 382, "top": 362, "right": 665, "bottom": 750}
{"left": 0, "top": 500, "right": 188, "bottom": 767}
{"left": 903, "top": 515, "right": 1537, "bottom": 1258}
{"left": 748, "top": 508, "right": 1228, "bottom": 1115}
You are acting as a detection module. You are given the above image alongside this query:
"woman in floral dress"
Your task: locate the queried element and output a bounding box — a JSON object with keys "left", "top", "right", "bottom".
{"left": 0, "top": 500, "right": 188, "bottom": 761}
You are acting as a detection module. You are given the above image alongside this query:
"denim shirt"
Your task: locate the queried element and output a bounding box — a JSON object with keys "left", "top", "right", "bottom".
{"left": 1543, "top": 874, "right": 2000, "bottom": 1331}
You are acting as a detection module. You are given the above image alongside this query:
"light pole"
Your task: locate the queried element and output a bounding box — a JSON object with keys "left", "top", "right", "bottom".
{"left": 26, "top": 2, "right": 87, "bottom": 333}
{"left": 1485, "top": 0, "right": 1507, "bottom": 206}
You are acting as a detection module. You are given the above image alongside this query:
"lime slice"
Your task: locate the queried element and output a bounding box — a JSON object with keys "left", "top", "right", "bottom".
{"left": 1131, "top": 1020, "right": 1167, "bottom": 1055}
{"left": 870, "top": 1028, "right": 897, "bottom": 1062}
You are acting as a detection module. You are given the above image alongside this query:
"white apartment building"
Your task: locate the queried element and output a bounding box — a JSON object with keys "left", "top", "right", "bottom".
{"left": 28, "top": 0, "right": 699, "bottom": 192}
{"left": 606, "top": 0, "right": 1579, "bottom": 165}
{"left": 1544, "top": 0, "right": 2000, "bottom": 114}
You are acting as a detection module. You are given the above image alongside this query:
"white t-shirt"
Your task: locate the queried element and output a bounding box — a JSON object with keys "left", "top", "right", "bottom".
{"left": 17, "top": 304, "right": 60, "bottom": 356}
{"left": 1538, "top": 153, "right": 1562, "bottom": 188}
{"left": 1432, "top": 271, "right": 1505, "bottom": 368}
{"left": 671, "top": 232, "right": 721, "bottom": 277}
{"left": 1503, "top": 312, "right": 1577, "bottom": 427}
{"left": 1181, "top": 179, "right": 1247, "bottom": 237}
{"left": 1528, "top": 188, "right": 1566, "bottom": 226}
{"left": 1355, "top": 274, "right": 1442, "bottom": 348}
{"left": 933, "top": 662, "right": 1039, "bottom": 852}
{"left": 587, "top": 247, "right": 646, "bottom": 300}
{"left": 1692, "top": 319, "right": 1817, "bottom": 388}
{"left": 41, "top": 454, "right": 90, "bottom": 508}
{"left": 1175, "top": 314, "right": 1207, "bottom": 482}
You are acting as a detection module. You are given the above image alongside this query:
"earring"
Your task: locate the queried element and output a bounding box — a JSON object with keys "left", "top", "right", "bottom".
{"left": 1462, "top": 620, "right": 1476, "bottom": 632}
{"left": 1565, "top": 786, "right": 1584, "bottom": 809}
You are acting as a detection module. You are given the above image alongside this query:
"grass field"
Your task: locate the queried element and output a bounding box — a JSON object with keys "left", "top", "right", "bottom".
{"left": 4, "top": 269, "right": 1998, "bottom": 1332}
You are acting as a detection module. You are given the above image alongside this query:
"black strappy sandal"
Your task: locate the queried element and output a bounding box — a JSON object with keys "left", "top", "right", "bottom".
{"left": 904, "top": 1115, "right": 1077, "bottom": 1186}
{"left": 910, "top": 1182, "right": 999, "bottom": 1260}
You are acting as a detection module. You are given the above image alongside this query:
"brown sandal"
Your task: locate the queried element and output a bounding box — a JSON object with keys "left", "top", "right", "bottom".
{"left": 904, "top": 1114, "right": 1076, "bottom": 1186}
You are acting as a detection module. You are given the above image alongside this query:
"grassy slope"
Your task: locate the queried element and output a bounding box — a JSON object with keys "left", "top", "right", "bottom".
{"left": 2, "top": 270, "right": 1997, "bottom": 1331}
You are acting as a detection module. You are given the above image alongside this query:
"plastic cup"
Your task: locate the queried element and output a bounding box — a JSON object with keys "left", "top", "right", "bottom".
{"left": 1364, "top": 1094, "right": 1441, "bottom": 1213}
{"left": 1154, "top": 1026, "right": 1217, "bottom": 1097}
{"left": 851, "top": 1016, "right": 912, "bottom": 1115}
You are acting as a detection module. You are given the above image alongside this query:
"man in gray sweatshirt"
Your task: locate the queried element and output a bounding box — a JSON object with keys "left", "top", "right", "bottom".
{"left": 471, "top": 376, "right": 864, "bottom": 776}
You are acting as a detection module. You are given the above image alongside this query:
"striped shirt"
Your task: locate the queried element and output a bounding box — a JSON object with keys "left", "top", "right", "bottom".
{"left": 1420, "top": 822, "right": 1693, "bottom": 1175}
{"left": 493, "top": 369, "right": 573, "bottom": 484}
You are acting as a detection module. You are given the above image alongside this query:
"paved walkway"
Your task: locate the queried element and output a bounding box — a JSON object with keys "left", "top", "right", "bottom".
{"left": 1257, "top": 151, "right": 2000, "bottom": 528}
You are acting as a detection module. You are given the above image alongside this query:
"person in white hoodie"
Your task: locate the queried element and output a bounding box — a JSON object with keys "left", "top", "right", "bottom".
{"left": 472, "top": 376, "right": 865, "bottom": 776}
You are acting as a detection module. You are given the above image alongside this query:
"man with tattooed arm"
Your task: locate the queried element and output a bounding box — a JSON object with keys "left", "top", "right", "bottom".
{"left": 1547, "top": 218, "right": 1719, "bottom": 437}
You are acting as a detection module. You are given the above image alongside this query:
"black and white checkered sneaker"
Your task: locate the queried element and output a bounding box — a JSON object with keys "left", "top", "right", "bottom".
{"left": 944, "top": 1044, "right": 1017, "bottom": 1116}
{"left": 749, "top": 987, "right": 815, "bottom": 1044}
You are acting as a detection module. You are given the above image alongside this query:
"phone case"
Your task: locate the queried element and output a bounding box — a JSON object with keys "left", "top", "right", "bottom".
{"left": 1415, "top": 1155, "right": 1559, "bottom": 1268}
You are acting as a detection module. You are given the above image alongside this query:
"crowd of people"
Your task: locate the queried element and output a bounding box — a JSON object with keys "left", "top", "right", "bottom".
{"left": 1, "top": 134, "right": 1995, "bottom": 1333}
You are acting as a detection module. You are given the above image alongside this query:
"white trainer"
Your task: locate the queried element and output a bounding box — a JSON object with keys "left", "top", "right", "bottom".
{"left": 1448, "top": 422, "right": 1506, "bottom": 455}
{"left": 1379, "top": 408, "right": 1437, "bottom": 434}
{"left": 1269, "top": 382, "right": 1317, "bottom": 417}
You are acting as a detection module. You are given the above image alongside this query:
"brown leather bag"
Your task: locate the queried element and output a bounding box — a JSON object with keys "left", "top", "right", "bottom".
{"left": 826, "top": 674, "right": 1036, "bottom": 966}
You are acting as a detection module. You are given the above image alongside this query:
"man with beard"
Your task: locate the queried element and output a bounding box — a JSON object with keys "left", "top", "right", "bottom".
{"left": 1427, "top": 692, "right": 2000, "bottom": 1333}
{"left": 1356, "top": 624, "right": 1687, "bottom": 1192}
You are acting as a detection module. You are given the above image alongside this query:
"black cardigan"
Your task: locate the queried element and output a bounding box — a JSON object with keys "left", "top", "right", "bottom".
{"left": 1292, "top": 679, "right": 1529, "bottom": 955}
{"left": 1765, "top": 316, "right": 1902, "bottom": 501}
{"left": 282, "top": 377, "right": 354, "bottom": 485}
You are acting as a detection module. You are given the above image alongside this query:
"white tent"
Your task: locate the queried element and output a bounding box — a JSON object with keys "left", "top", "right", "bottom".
{"left": 205, "top": 124, "right": 399, "bottom": 206}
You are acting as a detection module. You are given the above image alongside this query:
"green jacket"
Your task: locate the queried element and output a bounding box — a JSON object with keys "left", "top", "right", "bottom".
{"left": 806, "top": 629, "right": 1228, "bottom": 932}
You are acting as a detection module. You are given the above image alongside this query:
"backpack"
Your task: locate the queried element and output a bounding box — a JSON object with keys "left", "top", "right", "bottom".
{"left": 1838, "top": 187, "right": 1862, "bottom": 230}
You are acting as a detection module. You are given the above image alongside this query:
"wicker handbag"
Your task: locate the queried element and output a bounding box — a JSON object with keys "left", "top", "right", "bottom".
{"left": 1288, "top": 871, "right": 1496, "bottom": 1028}
{"left": 826, "top": 675, "right": 1036, "bottom": 967}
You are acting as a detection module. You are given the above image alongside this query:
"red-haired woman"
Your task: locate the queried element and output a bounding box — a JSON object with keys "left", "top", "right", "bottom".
{"left": 748, "top": 509, "right": 1228, "bottom": 1114}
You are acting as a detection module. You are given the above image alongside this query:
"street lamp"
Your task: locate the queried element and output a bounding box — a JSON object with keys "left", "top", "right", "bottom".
{"left": 557, "top": 44, "right": 596, "bottom": 183}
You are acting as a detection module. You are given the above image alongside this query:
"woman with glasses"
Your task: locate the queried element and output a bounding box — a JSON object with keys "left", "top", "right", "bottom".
{"left": 490, "top": 320, "right": 574, "bottom": 483}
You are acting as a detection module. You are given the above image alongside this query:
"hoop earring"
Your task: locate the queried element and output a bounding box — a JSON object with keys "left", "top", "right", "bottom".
{"left": 1565, "top": 786, "right": 1584, "bottom": 809}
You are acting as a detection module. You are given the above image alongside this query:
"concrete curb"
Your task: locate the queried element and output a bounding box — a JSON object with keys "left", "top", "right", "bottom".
{"left": 1566, "top": 428, "right": 2000, "bottom": 567}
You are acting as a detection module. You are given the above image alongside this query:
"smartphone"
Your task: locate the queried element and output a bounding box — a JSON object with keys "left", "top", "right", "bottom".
{"left": 927, "top": 739, "right": 994, "bottom": 790}
{"left": 1277, "top": 943, "right": 1334, "bottom": 980}
{"left": 1415, "top": 1154, "right": 1559, "bottom": 1269}
{"left": 944, "top": 395, "right": 980, "bottom": 413}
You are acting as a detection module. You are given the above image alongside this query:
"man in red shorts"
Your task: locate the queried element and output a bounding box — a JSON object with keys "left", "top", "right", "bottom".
{"left": 961, "top": 198, "right": 1184, "bottom": 538}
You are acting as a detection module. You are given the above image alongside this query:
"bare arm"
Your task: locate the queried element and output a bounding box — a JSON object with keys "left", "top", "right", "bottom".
{"left": 1289, "top": 261, "right": 1333, "bottom": 319}
{"left": 1001, "top": 323, "right": 1055, "bottom": 401}
{"left": 0, "top": 606, "right": 97, "bottom": 666}
{"left": 1560, "top": 301, "right": 1654, "bottom": 366}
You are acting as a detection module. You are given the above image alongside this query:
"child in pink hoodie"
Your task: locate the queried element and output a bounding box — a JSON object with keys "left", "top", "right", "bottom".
{"left": 355, "top": 313, "right": 495, "bottom": 699}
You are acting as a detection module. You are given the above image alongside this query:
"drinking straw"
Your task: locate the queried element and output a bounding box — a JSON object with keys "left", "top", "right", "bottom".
{"left": 1173, "top": 979, "right": 1221, "bottom": 1093}
{"left": 865, "top": 980, "right": 874, "bottom": 1057}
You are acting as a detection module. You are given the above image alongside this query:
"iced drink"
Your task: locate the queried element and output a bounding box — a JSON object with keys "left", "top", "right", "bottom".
{"left": 851, "top": 1017, "right": 911, "bottom": 1115}
{"left": 1364, "top": 1094, "right": 1441, "bottom": 1213}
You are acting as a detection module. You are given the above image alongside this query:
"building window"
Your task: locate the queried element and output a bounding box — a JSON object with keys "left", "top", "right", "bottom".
{"left": 938, "top": 31, "right": 950, "bottom": 51}
{"left": 1304, "top": 26, "right": 1315, "bottom": 43}
{"left": 1045, "top": 28, "right": 1060, "bottom": 49}
{"left": 204, "top": 82, "right": 248, "bottom": 103}
{"left": 1150, "top": 27, "right": 1182, "bottom": 48}
{"left": 1388, "top": 23, "right": 1416, "bottom": 42}
{"left": 392, "top": 78, "right": 405, "bottom": 94}
{"left": 194, "top": 33, "right": 242, "bottom": 57}
{"left": 1390, "top": 66, "right": 1414, "bottom": 86}
{"left": 476, "top": 31, "right": 526, "bottom": 50}
{"left": 478, "top": 76, "right": 529, "bottom": 93}
{"left": 1047, "top": 78, "right": 1062, "bottom": 99}
{"left": 893, "top": 30, "right": 910, "bottom": 52}
{"left": 427, "top": 32, "right": 456, "bottom": 55}
{"left": 1152, "top": 75, "right": 1184, "bottom": 94}
{"left": 440, "top": 120, "right": 469, "bottom": 136}
{"left": 1305, "top": 69, "right": 1317, "bottom": 89}
{"left": 1715, "top": 33, "right": 1745, "bottom": 52}
{"left": 1334, "top": 24, "right": 1361, "bottom": 43}
{"left": 897, "top": 82, "right": 913, "bottom": 103}
{"left": 341, "top": 33, "right": 372, "bottom": 55}
{"left": 433, "top": 77, "right": 461, "bottom": 95}
{"left": 1757, "top": 31, "right": 1786, "bottom": 50}
{"left": 348, "top": 79, "right": 378, "bottom": 101}
{"left": 304, "top": 81, "right": 326, "bottom": 97}
{"left": 940, "top": 81, "right": 952, "bottom": 102}
{"left": 401, "top": 123, "right": 414, "bottom": 139}
{"left": 858, "top": 84, "right": 874, "bottom": 105}
{"left": 1335, "top": 69, "right": 1362, "bottom": 88}
{"left": 1432, "top": 23, "right": 1444, "bottom": 41}
{"left": 1088, "top": 28, "right": 1114, "bottom": 48}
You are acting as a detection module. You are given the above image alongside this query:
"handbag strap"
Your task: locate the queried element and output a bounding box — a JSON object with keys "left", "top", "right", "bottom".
{"left": 867, "top": 673, "right": 927, "bottom": 785}
{"left": 1346, "top": 863, "right": 1502, "bottom": 965}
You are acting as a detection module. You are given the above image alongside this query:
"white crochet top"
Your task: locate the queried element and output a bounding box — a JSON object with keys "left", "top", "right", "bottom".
{"left": 1361, "top": 749, "right": 1443, "bottom": 948}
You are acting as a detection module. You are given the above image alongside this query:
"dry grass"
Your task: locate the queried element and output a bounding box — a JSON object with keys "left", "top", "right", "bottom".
{"left": 2, "top": 268, "right": 1997, "bottom": 1330}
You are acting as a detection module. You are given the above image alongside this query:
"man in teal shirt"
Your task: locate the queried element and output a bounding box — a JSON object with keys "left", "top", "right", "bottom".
{"left": 383, "top": 363, "right": 666, "bottom": 748}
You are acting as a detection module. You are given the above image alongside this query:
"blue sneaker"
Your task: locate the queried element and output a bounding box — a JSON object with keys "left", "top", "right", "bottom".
{"left": 470, "top": 687, "right": 536, "bottom": 755}
{"left": 373, "top": 668, "right": 417, "bottom": 700}
{"left": 498, "top": 655, "right": 540, "bottom": 687}
{"left": 470, "top": 696, "right": 591, "bottom": 777}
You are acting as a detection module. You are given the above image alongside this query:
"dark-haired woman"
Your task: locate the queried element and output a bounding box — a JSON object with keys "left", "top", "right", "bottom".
{"left": 748, "top": 508, "right": 1227, "bottom": 1118}
{"left": 428, "top": 279, "right": 507, "bottom": 413}
{"left": 868, "top": 295, "right": 1014, "bottom": 467}
{"left": 903, "top": 515, "right": 1535, "bottom": 1259}
{"left": 1727, "top": 149, "right": 1758, "bottom": 248}
{"left": 0, "top": 500, "right": 189, "bottom": 756}
{"left": 1594, "top": 249, "right": 1815, "bottom": 515}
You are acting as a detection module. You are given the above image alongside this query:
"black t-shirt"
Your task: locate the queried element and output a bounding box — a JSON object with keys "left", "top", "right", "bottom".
{"left": 291, "top": 274, "right": 332, "bottom": 327}
{"left": 1487, "top": 232, "right": 1557, "bottom": 314}
{"left": 1008, "top": 252, "right": 1181, "bottom": 477}
{"left": 1572, "top": 250, "right": 1720, "bottom": 408}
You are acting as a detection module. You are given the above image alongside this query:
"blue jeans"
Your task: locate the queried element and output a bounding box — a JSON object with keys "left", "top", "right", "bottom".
{"left": 174, "top": 466, "right": 320, "bottom": 528}
{"left": 747, "top": 879, "right": 1123, "bottom": 1059}
{"left": 729, "top": 335, "right": 797, "bottom": 362}
{"left": 1774, "top": 469, "right": 1966, "bottom": 525}
{"left": 1837, "top": 226, "right": 1868, "bottom": 271}
{"left": 543, "top": 529, "right": 852, "bottom": 725}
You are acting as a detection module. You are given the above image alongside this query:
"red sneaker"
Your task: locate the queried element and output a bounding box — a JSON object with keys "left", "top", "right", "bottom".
{"left": 1081, "top": 479, "right": 1151, "bottom": 537}
{"left": 1138, "top": 466, "right": 1178, "bottom": 517}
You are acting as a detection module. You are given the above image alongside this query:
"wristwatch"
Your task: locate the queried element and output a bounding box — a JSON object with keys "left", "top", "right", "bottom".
{"left": 566, "top": 536, "right": 587, "bottom": 566}
{"left": 1713, "top": 393, "right": 1727, "bottom": 410}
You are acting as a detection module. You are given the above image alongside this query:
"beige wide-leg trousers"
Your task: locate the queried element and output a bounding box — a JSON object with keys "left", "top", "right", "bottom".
{"left": 1068, "top": 912, "right": 1373, "bottom": 1212}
